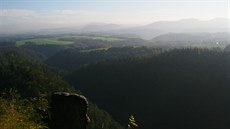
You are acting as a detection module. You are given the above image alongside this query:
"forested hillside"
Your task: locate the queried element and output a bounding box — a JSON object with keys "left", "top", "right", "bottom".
{"left": 0, "top": 48, "right": 124, "bottom": 129}
{"left": 66, "top": 48, "right": 230, "bottom": 129}
{"left": 46, "top": 47, "right": 163, "bottom": 71}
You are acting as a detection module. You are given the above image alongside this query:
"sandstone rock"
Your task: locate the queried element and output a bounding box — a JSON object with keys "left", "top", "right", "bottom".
{"left": 50, "top": 92, "right": 89, "bottom": 129}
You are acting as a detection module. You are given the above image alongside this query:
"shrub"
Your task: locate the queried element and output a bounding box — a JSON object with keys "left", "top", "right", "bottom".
{"left": 0, "top": 89, "right": 48, "bottom": 129}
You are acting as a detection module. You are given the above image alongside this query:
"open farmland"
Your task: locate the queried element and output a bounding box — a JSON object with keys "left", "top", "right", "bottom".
{"left": 60, "top": 35, "right": 124, "bottom": 41}
{"left": 16, "top": 35, "right": 124, "bottom": 46}
{"left": 16, "top": 38, "right": 74, "bottom": 46}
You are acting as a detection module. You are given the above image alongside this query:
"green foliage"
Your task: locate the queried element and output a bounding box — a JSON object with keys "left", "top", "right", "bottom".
{"left": 128, "top": 115, "right": 138, "bottom": 129}
{"left": 0, "top": 89, "right": 48, "bottom": 129}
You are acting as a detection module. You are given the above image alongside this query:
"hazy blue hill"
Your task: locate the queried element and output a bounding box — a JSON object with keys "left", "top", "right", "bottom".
{"left": 144, "top": 18, "right": 227, "bottom": 32}
{"left": 152, "top": 32, "right": 228, "bottom": 42}
{"left": 34, "top": 18, "right": 228, "bottom": 40}
{"left": 66, "top": 48, "right": 230, "bottom": 129}
{"left": 149, "top": 32, "right": 229, "bottom": 48}
{"left": 224, "top": 44, "right": 230, "bottom": 52}
{"left": 81, "top": 23, "right": 123, "bottom": 32}
{"left": 106, "top": 18, "right": 229, "bottom": 39}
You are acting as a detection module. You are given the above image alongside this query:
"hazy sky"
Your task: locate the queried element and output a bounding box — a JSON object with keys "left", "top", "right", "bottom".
{"left": 0, "top": 0, "right": 229, "bottom": 33}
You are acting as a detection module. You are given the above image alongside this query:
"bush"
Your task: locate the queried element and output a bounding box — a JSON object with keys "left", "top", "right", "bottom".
{"left": 0, "top": 89, "right": 48, "bottom": 129}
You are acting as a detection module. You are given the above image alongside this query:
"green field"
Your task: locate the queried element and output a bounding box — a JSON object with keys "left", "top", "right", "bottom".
{"left": 16, "top": 38, "right": 74, "bottom": 46}
{"left": 79, "top": 47, "right": 109, "bottom": 52}
{"left": 16, "top": 35, "right": 124, "bottom": 46}
{"left": 61, "top": 35, "right": 124, "bottom": 41}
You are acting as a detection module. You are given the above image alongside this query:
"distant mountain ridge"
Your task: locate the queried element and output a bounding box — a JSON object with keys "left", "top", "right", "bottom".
{"left": 53, "top": 18, "right": 229, "bottom": 39}
{"left": 81, "top": 23, "right": 123, "bottom": 32}
{"left": 152, "top": 32, "right": 228, "bottom": 42}
{"left": 118, "top": 18, "right": 228, "bottom": 39}
{"left": 4, "top": 18, "right": 228, "bottom": 40}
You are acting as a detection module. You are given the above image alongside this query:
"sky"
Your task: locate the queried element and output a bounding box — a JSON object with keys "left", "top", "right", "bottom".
{"left": 0, "top": 0, "right": 229, "bottom": 33}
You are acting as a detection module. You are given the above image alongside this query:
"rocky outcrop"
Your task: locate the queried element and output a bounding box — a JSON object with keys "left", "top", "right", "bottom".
{"left": 50, "top": 92, "right": 89, "bottom": 129}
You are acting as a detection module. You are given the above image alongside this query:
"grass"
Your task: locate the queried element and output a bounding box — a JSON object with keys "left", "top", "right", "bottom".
{"left": 61, "top": 35, "right": 124, "bottom": 41}
{"left": 79, "top": 47, "right": 109, "bottom": 52}
{"left": 16, "top": 38, "right": 74, "bottom": 46}
{"left": 16, "top": 35, "right": 124, "bottom": 46}
{"left": 91, "top": 36, "right": 124, "bottom": 41}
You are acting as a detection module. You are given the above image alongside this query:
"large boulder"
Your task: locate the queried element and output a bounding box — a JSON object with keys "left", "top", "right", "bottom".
{"left": 50, "top": 92, "right": 89, "bottom": 129}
